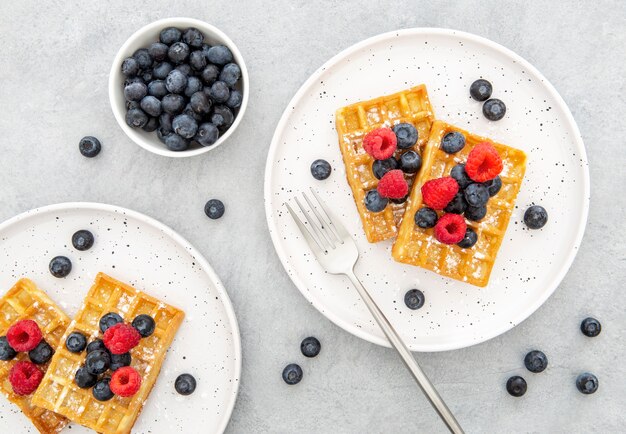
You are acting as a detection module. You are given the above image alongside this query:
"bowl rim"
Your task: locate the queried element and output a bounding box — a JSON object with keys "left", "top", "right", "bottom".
{"left": 108, "top": 17, "right": 249, "bottom": 158}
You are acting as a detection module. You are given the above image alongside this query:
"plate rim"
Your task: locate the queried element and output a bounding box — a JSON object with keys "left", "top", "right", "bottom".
{"left": 0, "top": 201, "right": 242, "bottom": 433}
{"left": 263, "top": 27, "right": 590, "bottom": 351}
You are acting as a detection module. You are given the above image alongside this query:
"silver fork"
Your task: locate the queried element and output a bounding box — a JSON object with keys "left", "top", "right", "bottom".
{"left": 285, "top": 189, "right": 464, "bottom": 434}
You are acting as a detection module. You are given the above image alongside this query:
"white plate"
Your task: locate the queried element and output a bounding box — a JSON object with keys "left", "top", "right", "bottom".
{"left": 0, "top": 203, "right": 240, "bottom": 433}
{"left": 264, "top": 29, "right": 589, "bottom": 352}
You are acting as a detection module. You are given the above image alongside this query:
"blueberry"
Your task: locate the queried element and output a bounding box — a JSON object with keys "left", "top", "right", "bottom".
{"left": 132, "top": 314, "right": 156, "bottom": 337}
{"left": 576, "top": 373, "right": 598, "bottom": 394}
{"left": 92, "top": 377, "right": 114, "bottom": 401}
{"left": 184, "top": 76, "right": 203, "bottom": 98}
{"left": 225, "top": 89, "right": 243, "bottom": 109}
{"left": 160, "top": 27, "right": 182, "bottom": 45}
{"left": 162, "top": 94, "right": 186, "bottom": 115}
{"left": 399, "top": 150, "right": 421, "bottom": 173}
{"left": 506, "top": 376, "right": 527, "bottom": 397}
{"left": 524, "top": 205, "right": 548, "bottom": 229}
{"left": 121, "top": 57, "right": 139, "bottom": 76}
{"left": 140, "top": 96, "right": 162, "bottom": 117}
{"left": 110, "top": 352, "right": 131, "bottom": 371}
{"left": 200, "top": 43, "right": 212, "bottom": 59}
{"left": 124, "top": 76, "right": 145, "bottom": 86}
{"left": 364, "top": 190, "right": 388, "bottom": 213}
{"left": 175, "top": 63, "right": 193, "bottom": 76}
{"left": 207, "top": 45, "right": 233, "bottom": 65}
{"left": 133, "top": 48, "right": 152, "bottom": 70}
{"left": 392, "top": 123, "right": 418, "bottom": 149}
{"left": 126, "top": 100, "right": 140, "bottom": 111}
{"left": 390, "top": 195, "right": 409, "bottom": 204}
{"left": 75, "top": 366, "right": 98, "bottom": 389}
{"left": 310, "top": 159, "right": 332, "bottom": 180}
{"left": 444, "top": 192, "right": 468, "bottom": 214}
{"left": 470, "top": 79, "right": 493, "bottom": 101}
{"left": 219, "top": 63, "right": 241, "bottom": 88}
{"left": 282, "top": 363, "right": 303, "bottom": 385}
{"left": 172, "top": 114, "right": 198, "bottom": 139}
{"left": 183, "top": 27, "right": 204, "bottom": 48}
{"left": 441, "top": 131, "right": 466, "bottom": 154}
{"left": 86, "top": 349, "right": 111, "bottom": 375}
{"left": 187, "top": 50, "right": 207, "bottom": 71}
{"left": 148, "top": 80, "right": 168, "bottom": 98}
{"left": 79, "top": 136, "right": 101, "bottom": 158}
{"left": 86, "top": 339, "right": 106, "bottom": 353}
{"left": 404, "top": 289, "right": 425, "bottom": 310}
{"left": 165, "top": 69, "right": 188, "bottom": 94}
{"left": 204, "top": 199, "right": 225, "bottom": 219}
{"left": 159, "top": 113, "right": 173, "bottom": 133}
{"left": 183, "top": 103, "right": 203, "bottom": 122}
{"left": 211, "top": 105, "right": 234, "bottom": 131}
{"left": 148, "top": 41, "right": 169, "bottom": 61}
{"left": 464, "top": 205, "right": 487, "bottom": 222}
{"left": 175, "top": 373, "right": 197, "bottom": 395}
{"left": 164, "top": 133, "right": 189, "bottom": 151}
{"left": 200, "top": 64, "right": 220, "bottom": 85}
{"left": 208, "top": 81, "right": 230, "bottom": 103}
{"left": 29, "top": 340, "right": 54, "bottom": 364}
{"left": 524, "top": 350, "right": 548, "bottom": 373}
{"left": 157, "top": 128, "right": 168, "bottom": 143}
{"left": 99, "top": 312, "right": 123, "bottom": 333}
{"left": 483, "top": 98, "right": 506, "bottom": 121}
{"left": 152, "top": 61, "right": 174, "bottom": 80}
{"left": 484, "top": 176, "right": 502, "bottom": 197}
{"left": 300, "top": 337, "right": 321, "bottom": 358}
{"left": 195, "top": 123, "right": 219, "bottom": 147}
{"left": 49, "top": 256, "right": 72, "bottom": 278}
{"left": 580, "top": 317, "right": 601, "bottom": 337}
{"left": 457, "top": 228, "right": 478, "bottom": 248}
{"left": 190, "top": 91, "right": 212, "bottom": 114}
{"left": 142, "top": 71, "right": 153, "bottom": 83}
{"left": 124, "top": 81, "right": 148, "bottom": 101}
{"left": 125, "top": 107, "right": 149, "bottom": 128}
{"left": 65, "top": 332, "right": 87, "bottom": 353}
{"left": 450, "top": 164, "right": 472, "bottom": 189}
{"left": 464, "top": 183, "right": 490, "bottom": 207}
{"left": 71, "top": 229, "right": 94, "bottom": 251}
{"left": 143, "top": 116, "right": 159, "bottom": 132}
{"left": 0, "top": 336, "right": 17, "bottom": 361}
{"left": 414, "top": 207, "right": 438, "bottom": 228}
{"left": 372, "top": 158, "right": 399, "bottom": 179}
{"left": 167, "top": 41, "right": 190, "bottom": 64}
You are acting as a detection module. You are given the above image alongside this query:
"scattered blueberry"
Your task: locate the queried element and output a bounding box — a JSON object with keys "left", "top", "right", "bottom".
{"left": 132, "top": 314, "right": 156, "bottom": 337}
{"left": 124, "top": 81, "right": 148, "bottom": 102}
{"left": 86, "top": 339, "right": 106, "bottom": 354}
{"left": 175, "top": 373, "right": 197, "bottom": 395}
{"left": 172, "top": 114, "right": 198, "bottom": 139}
{"left": 464, "top": 205, "right": 487, "bottom": 222}
{"left": 110, "top": 352, "right": 132, "bottom": 371}
{"left": 183, "top": 28, "right": 204, "bottom": 48}
{"left": 444, "top": 192, "right": 467, "bottom": 214}
{"left": 162, "top": 94, "right": 186, "bottom": 115}
{"left": 484, "top": 176, "right": 502, "bottom": 197}
{"left": 457, "top": 228, "right": 478, "bottom": 248}
{"left": 125, "top": 107, "right": 149, "bottom": 128}
{"left": 364, "top": 190, "right": 388, "bottom": 213}
{"left": 393, "top": 123, "right": 418, "bottom": 149}
{"left": 167, "top": 41, "right": 190, "bottom": 64}
{"left": 99, "top": 312, "right": 123, "bottom": 333}
{"left": 226, "top": 89, "right": 243, "bottom": 109}
{"left": 204, "top": 199, "right": 225, "bottom": 219}
{"left": 92, "top": 377, "right": 114, "bottom": 401}
{"left": 75, "top": 366, "right": 98, "bottom": 389}
{"left": 300, "top": 337, "right": 321, "bottom": 358}
{"left": 121, "top": 57, "right": 139, "bottom": 76}
{"left": 580, "top": 317, "right": 601, "bottom": 337}
{"left": 66, "top": 332, "right": 87, "bottom": 353}
{"left": 576, "top": 373, "right": 598, "bottom": 394}
{"left": 464, "top": 183, "right": 490, "bottom": 207}
{"left": 148, "top": 42, "right": 169, "bottom": 61}
{"left": 399, "top": 150, "right": 422, "bottom": 173}
{"left": 140, "top": 96, "right": 162, "bottom": 117}
{"left": 372, "top": 158, "right": 399, "bottom": 179}
{"left": 86, "top": 349, "right": 111, "bottom": 375}
{"left": 524, "top": 205, "right": 548, "bottom": 229}
{"left": 165, "top": 69, "right": 188, "bottom": 94}
{"left": 195, "top": 123, "right": 219, "bottom": 147}
{"left": 28, "top": 340, "right": 54, "bottom": 364}
{"left": 165, "top": 133, "right": 189, "bottom": 151}
{"left": 414, "top": 207, "right": 438, "bottom": 228}
{"left": 524, "top": 350, "right": 548, "bottom": 373}
{"left": 441, "top": 131, "right": 466, "bottom": 154}
{"left": 208, "top": 81, "right": 230, "bottom": 103}
{"left": 219, "top": 63, "right": 241, "bottom": 88}
{"left": 49, "top": 256, "right": 72, "bottom": 278}
{"left": 470, "top": 79, "right": 493, "bottom": 101}
{"left": 506, "top": 376, "right": 527, "bottom": 397}
{"left": 483, "top": 98, "right": 506, "bottom": 121}
{"left": 450, "top": 164, "right": 472, "bottom": 189}
{"left": 79, "top": 136, "right": 101, "bottom": 158}
{"left": 282, "top": 363, "right": 303, "bottom": 385}
{"left": 310, "top": 159, "right": 332, "bottom": 180}
{"left": 0, "top": 336, "right": 17, "bottom": 361}
{"left": 189, "top": 50, "right": 207, "bottom": 71}
{"left": 404, "top": 289, "right": 425, "bottom": 310}
{"left": 207, "top": 45, "right": 233, "bottom": 65}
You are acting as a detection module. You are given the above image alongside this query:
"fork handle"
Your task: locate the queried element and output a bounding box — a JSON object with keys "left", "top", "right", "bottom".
{"left": 345, "top": 270, "right": 464, "bottom": 434}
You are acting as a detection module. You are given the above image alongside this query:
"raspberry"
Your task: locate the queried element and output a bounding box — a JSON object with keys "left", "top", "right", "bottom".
{"left": 421, "top": 177, "right": 459, "bottom": 210}
{"left": 465, "top": 142, "right": 503, "bottom": 182}
{"left": 7, "top": 320, "right": 42, "bottom": 352}
{"left": 434, "top": 213, "right": 467, "bottom": 244}
{"left": 377, "top": 170, "right": 408, "bottom": 199}
{"left": 362, "top": 127, "right": 397, "bottom": 160}
{"left": 9, "top": 361, "right": 43, "bottom": 395}
{"left": 110, "top": 366, "right": 142, "bottom": 397}
{"left": 103, "top": 323, "right": 141, "bottom": 355}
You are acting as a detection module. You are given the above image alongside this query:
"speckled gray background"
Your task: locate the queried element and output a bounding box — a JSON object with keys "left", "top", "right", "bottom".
{"left": 0, "top": 1, "right": 624, "bottom": 433}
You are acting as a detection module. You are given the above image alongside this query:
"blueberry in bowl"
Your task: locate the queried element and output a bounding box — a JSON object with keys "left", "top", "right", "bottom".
{"left": 109, "top": 18, "right": 248, "bottom": 157}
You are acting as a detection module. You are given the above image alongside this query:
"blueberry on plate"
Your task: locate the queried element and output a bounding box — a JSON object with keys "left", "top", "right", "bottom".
{"left": 172, "top": 114, "right": 199, "bottom": 139}
{"left": 300, "top": 337, "right": 321, "bottom": 358}
{"left": 483, "top": 176, "right": 502, "bottom": 197}
{"left": 310, "top": 159, "right": 332, "bottom": 180}
{"left": 99, "top": 312, "right": 123, "bottom": 333}
{"left": 161, "top": 94, "right": 186, "bottom": 115}
{"left": 110, "top": 352, "right": 132, "bottom": 371}
{"left": 506, "top": 376, "right": 527, "bottom": 397}
{"left": 580, "top": 317, "right": 601, "bottom": 337}
{"left": 86, "top": 349, "right": 111, "bottom": 375}
{"left": 226, "top": 89, "right": 243, "bottom": 109}
{"left": 125, "top": 108, "right": 149, "bottom": 128}
{"left": 167, "top": 41, "right": 190, "bottom": 64}
{"left": 183, "top": 27, "right": 204, "bottom": 48}
{"left": 0, "top": 336, "right": 17, "bottom": 361}
{"left": 140, "top": 96, "right": 162, "bottom": 117}
{"left": 524, "top": 205, "right": 548, "bottom": 229}
{"left": 152, "top": 61, "right": 174, "bottom": 80}
{"left": 121, "top": 57, "right": 139, "bottom": 76}
{"left": 470, "top": 79, "right": 493, "bottom": 101}
{"left": 392, "top": 123, "right": 418, "bottom": 149}
{"left": 450, "top": 164, "right": 472, "bottom": 189}
{"left": 205, "top": 199, "right": 225, "bottom": 219}
{"left": 184, "top": 76, "right": 204, "bottom": 98}
{"left": 195, "top": 123, "right": 220, "bottom": 147}
{"left": 190, "top": 91, "right": 212, "bottom": 115}
{"left": 66, "top": 332, "right": 87, "bottom": 353}
{"left": 399, "top": 150, "right": 422, "bottom": 174}
{"left": 207, "top": 45, "right": 233, "bottom": 65}
{"left": 86, "top": 339, "right": 106, "bottom": 353}
{"left": 93, "top": 377, "right": 114, "bottom": 401}
{"left": 457, "top": 228, "right": 477, "bottom": 248}
{"left": 219, "top": 63, "right": 241, "bottom": 88}
{"left": 160, "top": 27, "right": 182, "bottom": 45}
{"left": 414, "top": 207, "right": 438, "bottom": 228}
{"left": 148, "top": 42, "right": 169, "bottom": 62}
{"left": 49, "top": 256, "right": 72, "bottom": 278}
{"left": 576, "top": 372, "right": 598, "bottom": 394}
{"left": 464, "top": 205, "right": 487, "bottom": 222}
{"left": 211, "top": 105, "right": 235, "bottom": 131}
{"left": 464, "top": 183, "right": 490, "bottom": 207}
{"left": 175, "top": 373, "right": 197, "bottom": 395}
{"left": 201, "top": 64, "right": 220, "bottom": 85}
{"left": 124, "top": 81, "right": 147, "bottom": 102}
{"left": 404, "top": 289, "right": 425, "bottom": 310}
{"left": 165, "top": 133, "right": 189, "bottom": 152}
{"left": 189, "top": 50, "right": 207, "bottom": 71}
{"left": 364, "top": 190, "right": 388, "bottom": 213}
{"left": 524, "top": 350, "right": 548, "bottom": 373}
{"left": 483, "top": 98, "right": 506, "bottom": 121}
{"left": 444, "top": 192, "right": 467, "bottom": 215}
{"left": 75, "top": 366, "right": 98, "bottom": 389}
{"left": 132, "top": 314, "right": 156, "bottom": 338}
{"left": 282, "top": 363, "right": 303, "bottom": 385}
{"left": 29, "top": 340, "right": 54, "bottom": 364}
{"left": 165, "top": 69, "right": 188, "bottom": 94}
{"left": 208, "top": 81, "right": 230, "bottom": 103}
{"left": 79, "top": 136, "right": 102, "bottom": 158}
{"left": 372, "top": 158, "right": 399, "bottom": 180}
{"left": 132, "top": 48, "right": 152, "bottom": 70}
{"left": 441, "top": 131, "right": 466, "bottom": 154}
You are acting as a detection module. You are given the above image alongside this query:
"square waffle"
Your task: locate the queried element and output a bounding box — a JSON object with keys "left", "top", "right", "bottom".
{"left": 335, "top": 85, "right": 435, "bottom": 243}
{"left": 0, "top": 279, "right": 70, "bottom": 434}
{"left": 392, "top": 121, "right": 527, "bottom": 287}
{"left": 32, "top": 273, "right": 184, "bottom": 434}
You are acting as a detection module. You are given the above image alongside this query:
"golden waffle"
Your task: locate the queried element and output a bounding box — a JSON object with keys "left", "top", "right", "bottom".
{"left": 32, "top": 273, "right": 184, "bottom": 434}
{"left": 0, "top": 279, "right": 70, "bottom": 434}
{"left": 392, "top": 121, "right": 527, "bottom": 287}
{"left": 335, "top": 85, "right": 435, "bottom": 243}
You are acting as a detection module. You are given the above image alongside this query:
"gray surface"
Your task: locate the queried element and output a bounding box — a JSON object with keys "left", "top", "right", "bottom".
{"left": 0, "top": 1, "right": 624, "bottom": 433}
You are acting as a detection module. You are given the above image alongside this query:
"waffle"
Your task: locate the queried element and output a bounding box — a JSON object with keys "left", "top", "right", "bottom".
{"left": 32, "top": 273, "right": 184, "bottom": 434}
{"left": 335, "top": 85, "right": 435, "bottom": 243}
{"left": 0, "top": 279, "right": 70, "bottom": 434}
{"left": 392, "top": 121, "right": 527, "bottom": 287}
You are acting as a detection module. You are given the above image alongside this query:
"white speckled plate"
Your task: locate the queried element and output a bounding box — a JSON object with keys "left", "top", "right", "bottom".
{"left": 0, "top": 203, "right": 240, "bottom": 433}
{"left": 264, "top": 29, "right": 589, "bottom": 352}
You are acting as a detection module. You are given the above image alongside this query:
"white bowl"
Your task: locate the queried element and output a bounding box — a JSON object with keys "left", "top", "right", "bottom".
{"left": 109, "top": 17, "right": 249, "bottom": 158}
